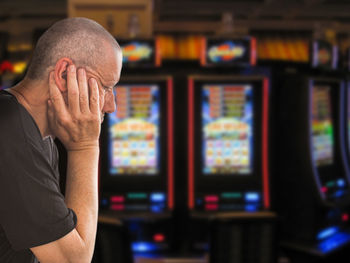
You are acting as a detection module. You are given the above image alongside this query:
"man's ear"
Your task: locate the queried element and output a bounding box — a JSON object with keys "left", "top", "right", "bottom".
{"left": 54, "top": 58, "right": 73, "bottom": 92}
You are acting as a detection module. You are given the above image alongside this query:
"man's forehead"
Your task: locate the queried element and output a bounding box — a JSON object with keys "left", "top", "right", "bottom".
{"left": 87, "top": 52, "right": 121, "bottom": 85}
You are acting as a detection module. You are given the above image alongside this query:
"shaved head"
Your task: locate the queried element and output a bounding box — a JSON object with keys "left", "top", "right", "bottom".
{"left": 26, "top": 17, "right": 120, "bottom": 80}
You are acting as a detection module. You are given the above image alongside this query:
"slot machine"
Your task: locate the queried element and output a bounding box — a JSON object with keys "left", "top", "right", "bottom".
{"left": 274, "top": 39, "right": 350, "bottom": 261}
{"left": 187, "top": 37, "right": 277, "bottom": 263}
{"left": 344, "top": 47, "right": 350, "bottom": 176}
{"left": 99, "top": 38, "right": 174, "bottom": 255}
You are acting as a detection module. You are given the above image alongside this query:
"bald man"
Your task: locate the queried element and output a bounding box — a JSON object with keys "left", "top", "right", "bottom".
{"left": 0, "top": 17, "right": 122, "bottom": 263}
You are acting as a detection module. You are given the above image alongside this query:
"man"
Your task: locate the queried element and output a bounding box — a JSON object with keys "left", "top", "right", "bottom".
{"left": 0, "top": 17, "right": 122, "bottom": 263}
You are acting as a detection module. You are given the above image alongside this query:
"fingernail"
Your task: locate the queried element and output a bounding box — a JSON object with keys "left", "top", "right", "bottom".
{"left": 90, "top": 78, "right": 96, "bottom": 85}
{"left": 69, "top": 65, "right": 75, "bottom": 72}
{"left": 78, "top": 68, "right": 85, "bottom": 76}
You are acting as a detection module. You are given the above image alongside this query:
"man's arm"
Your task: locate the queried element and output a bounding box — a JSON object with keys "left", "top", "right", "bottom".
{"left": 31, "top": 66, "right": 101, "bottom": 263}
{"left": 31, "top": 149, "right": 99, "bottom": 263}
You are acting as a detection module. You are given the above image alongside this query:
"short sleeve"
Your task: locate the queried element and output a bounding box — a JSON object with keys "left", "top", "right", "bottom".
{"left": 0, "top": 96, "right": 77, "bottom": 251}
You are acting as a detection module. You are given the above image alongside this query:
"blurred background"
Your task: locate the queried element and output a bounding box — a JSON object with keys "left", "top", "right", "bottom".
{"left": 2, "top": 1, "right": 350, "bottom": 263}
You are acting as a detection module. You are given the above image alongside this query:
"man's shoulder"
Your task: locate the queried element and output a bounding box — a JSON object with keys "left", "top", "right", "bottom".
{"left": 0, "top": 90, "right": 38, "bottom": 145}
{"left": 0, "top": 90, "right": 20, "bottom": 118}
{"left": 0, "top": 90, "right": 52, "bottom": 161}
{"left": 0, "top": 90, "right": 24, "bottom": 136}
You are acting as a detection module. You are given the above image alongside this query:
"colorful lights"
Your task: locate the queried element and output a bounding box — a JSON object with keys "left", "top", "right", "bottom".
{"left": 317, "top": 226, "right": 339, "bottom": 240}
{"left": 245, "top": 192, "right": 260, "bottom": 202}
{"left": 110, "top": 195, "right": 124, "bottom": 203}
{"left": 205, "top": 195, "right": 219, "bottom": 202}
{"left": 221, "top": 192, "right": 242, "bottom": 199}
{"left": 205, "top": 203, "right": 219, "bottom": 211}
{"left": 318, "top": 231, "right": 350, "bottom": 253}
{"left": 132, "top": 242, "right": 157, "bottom": 253}
{"left": 337, "top": 179, "right": 345, "bottom": 187}
{"left": 110, "top": 204, "right": 125, "bottom": 211}
{"left": 342, "top": 213, "right": 349, "bottom": 222}
{"left": 245, "top": 204, "right": 258, "bottom": 212}
{"left": 311, "top": 85, "right": 334, "bottom": 167}
{"left": 202, "top": 84, "right": 253, "bottom": 175}
{"left": 150, "top": 193, "right": 165, "bottom": 202}
{"left": 153, "top": 233, "right": 165, "bottom": 243}
{"left": 128, "top": 193, "right": 148, "bottom": 199}
{"left": 151, "top": 205, "right": 164, "bottom": 213}
{"left": 321, "top": 186, "right": 328, "bottom": 193}
{"left": 109, "top": 85, "right": 160, "bottom": 175}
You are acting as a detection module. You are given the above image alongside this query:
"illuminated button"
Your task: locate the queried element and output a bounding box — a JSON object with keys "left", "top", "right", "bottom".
{"left": 132, "top": 242, "right": 157, "bottom": 253}
{"left": 153, "top": 233, "right": 165, "bottom": 242}
{"left": 245, "top": 204, "right": 258, "bottom": 212}
{"left": 110, "top": 204, "right": 125, "bottom": 211}
{"left": 222, "top": 192, "right": 242, "bottom": 199}
{"left": 205, "top": 195, "right": 219, "bottom": 203}
{"left": 245, "top": 192, "right": 260, "bottom": 202}
{"left": 342, "top": 213, "right": 349, "bottom": 222}
{"left": 317, "top": 226, "right": 339, "bottom": 240}
{"left": 337, "top": 179, "right": 345, "bottom": 187}
{"left": 318, "top": 232, "right": 350, "bottom": 253}
{"left": 128, "top": 193, "right": 148, "bottom": 199}
{"left": 151, "top": 205, "right": 164, "bottom": 213}
{"left": 205, "top": 203, "right": 219, "bottom": 211}
{"left": 101, "top": 198, "right": 108, "bottom": 206}
{"left": 321, "top": 187, "right": 328, "bottom": 193}
{"left": 334, "top": 190, "right": 345, "bottom": 198}
{"left": 150, "top": 193, "right": 165, "bottom": 202}
{"left": 326, "top": 181, "right": 335, "bottom": 187}
{"left": 110, "top": 195, "right": 124, "bottom": 203}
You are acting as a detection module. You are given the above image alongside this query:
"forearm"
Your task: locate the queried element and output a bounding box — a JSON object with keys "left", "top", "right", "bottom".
{"left": 64, "top": 147, "right": 100, "bottom": 259}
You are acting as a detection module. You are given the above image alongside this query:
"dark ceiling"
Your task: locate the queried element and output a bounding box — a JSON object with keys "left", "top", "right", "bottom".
{"left": 1, "top": 0, "right": 350, "bottom": 34}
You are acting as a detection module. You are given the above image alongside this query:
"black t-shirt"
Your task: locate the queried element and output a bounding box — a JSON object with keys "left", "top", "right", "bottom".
{"left": 0, "top": 90, "right": 77, "bottom": 263}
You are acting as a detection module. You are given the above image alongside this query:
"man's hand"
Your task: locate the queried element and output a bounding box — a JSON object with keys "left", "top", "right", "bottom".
{"left": 31, "top": 64, "right": 101, "bottom": 263}
{"left": 48, "top": 64, "right": 101, "bottom": 151}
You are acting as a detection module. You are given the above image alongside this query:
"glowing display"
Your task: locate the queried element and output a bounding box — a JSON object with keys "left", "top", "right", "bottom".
{"left": 121, "top": 42, "right": 153, "bottom": 63}
{"left": 208, "top": 42, "right": 246, "bottom": 63}
{"left": 108, "top": 85, "right": 160, "bottom": 175}
{"left": 311, "top": 85, "right": 334, "bottom": 166}
{"left": 202, "top": 84, "right": 253, "bottom": 174}
{"left": 205, "top": 38, "right": 252, "bottom": 66}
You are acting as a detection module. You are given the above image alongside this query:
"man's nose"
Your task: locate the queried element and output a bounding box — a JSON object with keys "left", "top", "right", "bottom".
{"left": 102, "top": 92, "right": 116, "bottom": 113}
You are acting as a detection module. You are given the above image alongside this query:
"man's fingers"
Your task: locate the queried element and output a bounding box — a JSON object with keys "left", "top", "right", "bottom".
{"left": 67, "top": 64, "right": 80, "bottom": 114}
{"left": 48, "top": 71, "right": 68, "bottom": 116}
{"left": 78, "top": 68, "right": 89, "bottom": 113}
{"left": 89, "top": 78, "right": 100, "bottom": 115}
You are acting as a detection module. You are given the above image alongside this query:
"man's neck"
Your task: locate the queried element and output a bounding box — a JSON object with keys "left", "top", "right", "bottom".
{"left": 8, "top": 79, "right": 50, "bottom": 138}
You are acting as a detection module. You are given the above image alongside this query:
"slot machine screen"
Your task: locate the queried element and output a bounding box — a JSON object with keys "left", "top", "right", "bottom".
{"left": 311, "top": 85, "right": 334, "bottom": 167}
{"left": 202, "top": 84, "right": 253, "bottom": 175}
{"left": 108, "top": 85, "right": 160, "bottom": 175}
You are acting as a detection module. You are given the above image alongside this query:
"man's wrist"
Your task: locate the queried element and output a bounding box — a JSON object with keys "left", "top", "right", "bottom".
{"left": 66, "top": 140, "right": 100, "bottom": 152}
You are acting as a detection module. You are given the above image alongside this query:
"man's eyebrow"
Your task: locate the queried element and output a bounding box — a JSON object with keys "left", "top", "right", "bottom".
{"left": 101, "top": 80, "right": 117, "bottom": 90}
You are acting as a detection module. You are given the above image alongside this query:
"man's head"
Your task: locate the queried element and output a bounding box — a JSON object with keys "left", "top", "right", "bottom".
{"left": 26, "top": 17, "right": 122, "bottom": 116}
